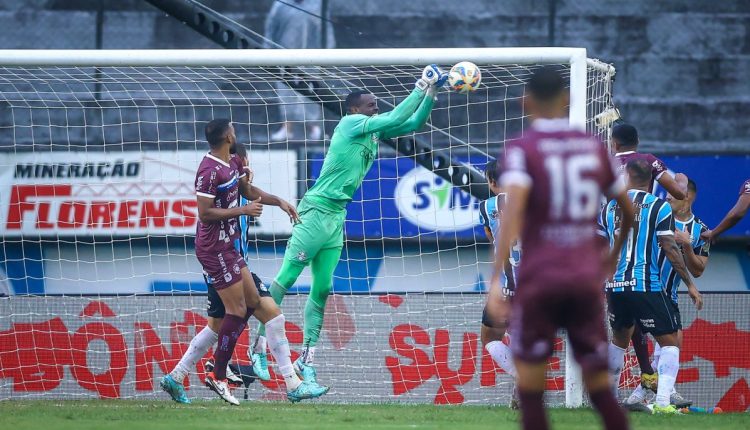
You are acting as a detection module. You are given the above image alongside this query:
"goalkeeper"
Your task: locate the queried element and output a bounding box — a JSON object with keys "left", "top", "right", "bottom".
{"left": 251, "top": 65, "right": 447, "bottom": 382}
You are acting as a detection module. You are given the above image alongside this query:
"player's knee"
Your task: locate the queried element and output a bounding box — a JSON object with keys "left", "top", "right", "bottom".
{"left": 655, "top": 332, "right": 679, "bottom": 347}
{"left": 311, "top": 282, "right": 332, "bottom": 303}
{"left": 207, "top": 317, "right": 222, "bottom": 333}
{"left": 245, "top": 293, "right": 260, "bottom": 310}
{"left": 482, "top": 305, "right": 509, "bottom": 333}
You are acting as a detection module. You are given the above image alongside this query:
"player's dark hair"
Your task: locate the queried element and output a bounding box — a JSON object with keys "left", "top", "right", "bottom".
{"left": 527, "top": 66, "right": 566, "bottom": 101}
{"left": 688, "top": 178, "right": 697, "bottom": 194}
{"left": 345, "top": 90, "right": 370, "bottom": 113}
{"left": 612, "top": 123, "right": 639, "bottom": 148}
{"left": 626, "top": 159, "right": 651, "bottom": 185}
{"left": 205, "top": 118, "right": 232, "bottom": 148}
{"left": 484, "top": 159, "right": 499, "bottom": 185}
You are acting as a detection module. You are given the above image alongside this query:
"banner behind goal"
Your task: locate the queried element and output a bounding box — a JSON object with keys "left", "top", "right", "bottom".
{"left": 0, "top": 48, "right": 626, "bottom": 406}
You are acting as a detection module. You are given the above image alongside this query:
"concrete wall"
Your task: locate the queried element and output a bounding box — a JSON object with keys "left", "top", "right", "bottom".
{"left": 0, "top": 0, "right": 748, "bottom": 153}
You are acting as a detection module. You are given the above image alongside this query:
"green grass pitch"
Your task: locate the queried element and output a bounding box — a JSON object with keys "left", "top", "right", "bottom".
{"left": 1, "top": 400, "right": 747, "bottom": 430}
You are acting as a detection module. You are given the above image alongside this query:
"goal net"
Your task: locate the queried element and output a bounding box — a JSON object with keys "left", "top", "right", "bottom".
{"left": 1, "top": 48, "right": 622, "bottom": 405}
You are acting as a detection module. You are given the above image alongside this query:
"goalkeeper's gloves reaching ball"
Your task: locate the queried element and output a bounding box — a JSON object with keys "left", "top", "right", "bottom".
{"left": 416, "top": 64, "right": 447, "bottom": 91}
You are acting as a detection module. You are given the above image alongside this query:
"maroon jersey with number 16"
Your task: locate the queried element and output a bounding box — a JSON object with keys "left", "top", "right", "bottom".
{"left": 500, "top": 118, "right": 624, "bottom": 368}
{"left": 501, "top": 118, "right": 623, "bottom": 285}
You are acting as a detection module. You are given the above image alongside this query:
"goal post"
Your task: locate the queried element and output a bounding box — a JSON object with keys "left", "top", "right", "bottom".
{"left": 0, "top": 48, "right": 615, "bottom": 406}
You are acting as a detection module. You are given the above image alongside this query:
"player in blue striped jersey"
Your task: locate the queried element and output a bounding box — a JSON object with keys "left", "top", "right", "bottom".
{"left": 478, "top": 160, "right": 522, "bottom": 407}
{"left": 598, "top": 159, "right": 700, "bottom": 414}
{"left": 625, "top": 179, "right": 707, "bottom": 409}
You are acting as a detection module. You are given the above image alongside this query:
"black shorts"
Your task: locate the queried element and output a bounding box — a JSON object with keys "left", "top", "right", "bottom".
{"left": 206, "top": 272, "right": 271, "bottom": 318}
{"left": 670, "top": 300, "right": 682, "bottom": 331}
{"left": 607, "top": 291, "right": 680, "bottom": 336}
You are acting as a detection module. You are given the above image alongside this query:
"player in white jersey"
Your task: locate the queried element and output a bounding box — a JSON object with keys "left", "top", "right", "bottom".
{"left": 478, "top": 160, "right": 522, "bottom": 408}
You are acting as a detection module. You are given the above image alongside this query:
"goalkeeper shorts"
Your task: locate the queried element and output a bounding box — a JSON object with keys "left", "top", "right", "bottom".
{"left": 283, "top": 205, "right": 346, "bottom": 266}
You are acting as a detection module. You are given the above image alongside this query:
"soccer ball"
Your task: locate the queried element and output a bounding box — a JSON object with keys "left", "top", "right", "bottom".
{"left": 448, "top": 61, "right": 481, "bottom": 93}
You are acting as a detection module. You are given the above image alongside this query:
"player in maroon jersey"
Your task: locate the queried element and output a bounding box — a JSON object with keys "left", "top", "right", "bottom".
{"left": 193, "top": 119, "right": 262, "bottom": 404}
{"left": 193, "top": 118, "right": 312, "bottom": 405}
{"left": 611, "top": 123, "right": 687, "bottom": 200}
{"left": 701, "top": 179, "right": 750, "bottom": 242}
{"left": 493, "top": 67, "right": 635, "bottom": 430}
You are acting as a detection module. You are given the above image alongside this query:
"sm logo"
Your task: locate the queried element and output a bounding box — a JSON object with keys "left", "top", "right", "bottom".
{"left": 394, "top": 167, "right": 478, "bottom": 232}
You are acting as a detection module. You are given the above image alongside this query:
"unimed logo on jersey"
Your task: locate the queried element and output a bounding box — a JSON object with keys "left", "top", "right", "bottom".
{"left": 394, "top": 167, "right": 477, "bottom": 232}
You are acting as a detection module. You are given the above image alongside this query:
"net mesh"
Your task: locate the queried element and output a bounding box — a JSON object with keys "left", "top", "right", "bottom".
{"left": 0, "top": 57, "right": 621, "bottom": 404}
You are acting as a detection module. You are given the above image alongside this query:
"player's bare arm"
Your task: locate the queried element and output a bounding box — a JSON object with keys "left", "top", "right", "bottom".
{"left": 606, "top": 190, "right": 635, "bottom": 275}
{"left": 704, "top": 192, "right": 750, "bottom": 242}
{"left": 658, "top": 234, "right": 703, "bottom": 310}
{"left": 674, "top": 229, "right": 708, "bottom": 277}
{"left": 493, "top": 183, "right": 528, "bottom": 287}
{"left": 196, "top": 195, "right": 262, "bottom": 223}
{"left": 233, "top": 145, "right": 299, "bottom": 223}
{"left": 483, "top": 226, "right": 493, "bottom": 242}
{"left": 243, "top": 184, "right": 300, "bottom": 224}
{"left": 658, "top": 172, "right": 688, "bottom": 201}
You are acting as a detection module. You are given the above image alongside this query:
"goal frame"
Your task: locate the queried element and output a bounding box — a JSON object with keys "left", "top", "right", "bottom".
{"left": 0, "top": 47, "right": 615, "bottom": 408}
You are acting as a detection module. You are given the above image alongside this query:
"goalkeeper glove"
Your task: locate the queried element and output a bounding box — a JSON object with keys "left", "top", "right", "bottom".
{"left": 426, "top": 66, "right": 448, "bottom": 100}
{"left": 416, "top": 64, "right": 445, "bottom": 91}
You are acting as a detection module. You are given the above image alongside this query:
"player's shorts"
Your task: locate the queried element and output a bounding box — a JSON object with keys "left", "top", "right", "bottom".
{"left": 196, "top": 246, "right": 246, "bottom": 290}
{"left": 284, "top": 204, "right": 346, "bottom": 266}
{"left": 670, "top": 299, "right": 682, "bottom": 331}
{"left": 510, "top": 279, "right": 609, "bottom": 373}
{"left": 206, "top": 272, "right": 271, "bottom": 318}
{"left": 606, "top": 291, "right": 680, "bottom": 336}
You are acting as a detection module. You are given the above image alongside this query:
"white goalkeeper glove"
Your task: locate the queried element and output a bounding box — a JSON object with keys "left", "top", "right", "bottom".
{"left": 416, "top": 64, "right": 447, "bottom": 91}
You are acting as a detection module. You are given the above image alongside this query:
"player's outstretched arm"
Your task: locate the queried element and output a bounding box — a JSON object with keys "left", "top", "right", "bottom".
{"left": 240, "top": 181, "right": 300, "bottom": 224}
{"left": 657, "top": 172, "right": 688, "bottom": 200}
{"left": 379, "top": 95, "right": 435, "bottom": 140}
{"left": 659, "top": 234, "right": 703, "bottom": 310}
{"left": 704, "top": 191, "right": 750, "bottom": 241}
{"left": 354, "top": 66, "right": 445, "bottom": 137}
{"left": 196, "top": 195, "right": 261, "bottom": 223}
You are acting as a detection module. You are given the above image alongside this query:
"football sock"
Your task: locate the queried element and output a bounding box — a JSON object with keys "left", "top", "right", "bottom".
{"left": 608, "top": 343, "right": 626, "bottom": 395}
{"left": 265, "top": 314, "right": 301, "bottom": 390}
{"left": 590, "top": 388, "right": 629, "bottom": 430}
{"left": 303, "top": 298, "right": 325, "bottom": 348}
{"left": 213, "top": 313, "right": 247, "bottom": 380}
{"left": 518, "top": 390, "right": 548, "bottom": 430}
{"left": 485, "top": 340, "right": 517, "bottom": 378}
{"left": 301, "top": 346, "right": 316, "bottom": 366}
{"left": 170, "top": 325, "right": 218, "bottom": 382}
{"left": 656, "top": 346, "right": 680, "bottom": 407}
{"left": 303, "top": 247, "right": 340, "bottom": 348}
{"left": 650, "top": 342, "right": 661, "bottom": 373}
{"left": 253, "top": 335, "right": 268, "bottom": 354}
{"left": 631, "top": 328, "right": 654, "bottom": 375}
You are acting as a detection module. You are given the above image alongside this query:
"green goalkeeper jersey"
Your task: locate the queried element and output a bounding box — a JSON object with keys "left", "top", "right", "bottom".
{"left": 302, "top": 87, "right": 435, "bottom": 213}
